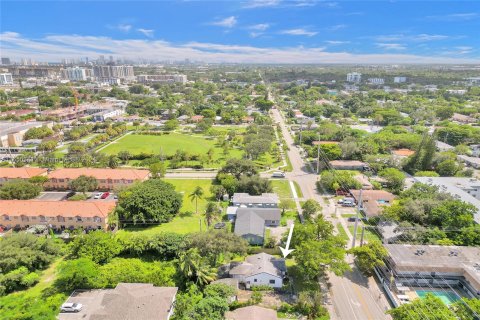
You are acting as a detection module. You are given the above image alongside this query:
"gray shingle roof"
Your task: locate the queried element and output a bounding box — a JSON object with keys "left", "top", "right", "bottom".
{"left": 233, "top": 208, "right": 281, "bottom": 240}
{"left": 229, "top": 253, "right": 286, "bottom": 278}
{"left": 232, "top": 193, "right": 279, "bottom": 205}
{"left": 225, "top": 306, "right": 277, "bottom": 320}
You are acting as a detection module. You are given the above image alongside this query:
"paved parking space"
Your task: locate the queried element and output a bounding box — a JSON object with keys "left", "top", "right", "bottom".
{"left": 57, "top": 290, "right": 106, "bottom": 320}
{"left": 36, "top": 192, "right": 69, "bottom": 201}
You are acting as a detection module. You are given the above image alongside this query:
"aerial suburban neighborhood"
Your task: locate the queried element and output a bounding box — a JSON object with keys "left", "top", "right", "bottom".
{"left": 1, "top": 1, "right": 480, "bottom": 320}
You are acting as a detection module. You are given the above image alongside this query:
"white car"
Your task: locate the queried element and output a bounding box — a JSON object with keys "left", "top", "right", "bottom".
{"left": 93, "top": 192, "right": 102, "bottom": 199}
{"left": 60, "top": 302, "right": 83, "bottom": 313}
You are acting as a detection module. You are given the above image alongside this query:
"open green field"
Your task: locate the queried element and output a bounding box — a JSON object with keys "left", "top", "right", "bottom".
{"left": 164, "top": 179, "right": 214, "bottom": 213}
{"left": 271, "top": 179, "right": 293, "bottom": 200}
{"left": 100, "top": 133, "right": 244, "bottom": 168}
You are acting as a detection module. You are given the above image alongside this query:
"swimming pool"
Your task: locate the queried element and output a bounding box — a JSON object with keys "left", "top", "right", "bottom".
{"left": 416, "top": 290, "right": 460, "bottom": 305}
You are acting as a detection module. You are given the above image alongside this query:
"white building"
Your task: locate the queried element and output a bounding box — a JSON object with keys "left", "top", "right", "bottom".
{"left": 92, "top": 109, "right": 125, "bottom": 122}
{"left": 61, "top": 67, "right": 91, "bottom": 81}
{"left": 228, "top": 253, "right": 286, "bottom": 289}
{"left": 347, "top": 72, "right": 362, "bottom": 83}
{"left": 394, "top": 76, "right": 407, "bottom": 83}
{"left": 93, "top": 65, "right": 135, "bottom": 81}
{"left": 0, "top": 73, "right": 13, "bottom": 85}
{"left": 368, "top": 78, "right": 385, "bottom": 85}
{"left": 137, "top": 74, "right": 187, "bottom": 84}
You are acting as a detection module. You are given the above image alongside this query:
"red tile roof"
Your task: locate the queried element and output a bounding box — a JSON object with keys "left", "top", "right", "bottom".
{"left": 0, "top": 167, "right": 48, "bottom": 179}
{"left": 47, "top": 168, "right": 149, "bottom": 180}
{"left": 392, "top": 149, "right": 415, "bottom": 157}
{"left": 0, "top": 200, "right": 116, "bottom": 218}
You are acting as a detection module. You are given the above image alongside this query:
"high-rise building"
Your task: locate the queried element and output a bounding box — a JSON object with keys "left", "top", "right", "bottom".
{"left": 1, "top": 58, "right": 11, "bottom": 65}
{"left": 93, "top": 65, "right": 135, "bottom": 81}
{"left": 394, "top": 76, "right": 407, "bottom": 83}
{"left": 347, "top": 72, "right": 362, "bottom": 83}
{"left": 137, "top": 74, "right": 187, "bottom": 84}
{"left": 0, "top": 73, "right": 14, "bottom": 85}
{"left": 61, "top": 67, "right": 91, "bottom": 81}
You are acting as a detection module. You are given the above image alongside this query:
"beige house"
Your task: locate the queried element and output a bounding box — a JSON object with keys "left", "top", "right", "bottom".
{"left": 45, "top": 168, "right": 150, "bottom": 190}
{"left": 0, "top": 200, "right": 116, "bottom": 230}
{"left": 0, "top": 167, "right": 48, "bottom": 185}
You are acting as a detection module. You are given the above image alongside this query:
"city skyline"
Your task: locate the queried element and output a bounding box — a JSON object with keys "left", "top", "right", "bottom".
{"left": 1, "top": 0, "right": 480, "bottom": 63}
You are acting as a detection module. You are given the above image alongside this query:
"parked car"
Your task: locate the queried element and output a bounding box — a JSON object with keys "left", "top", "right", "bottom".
{"left": 100, "top": 192, "right": 110, "bottom": 199}
{"left": 60, "top": 303, "right": 83, "bottom": 313}
{"left": 65, "top": 191, "right": 76, "bottom": 199}
{"left": 271, "top": 171, "right": 286, "bottom": 178}
{"left": 341, "top": 200, "right": 355, "bottom": 207}
{"left": 347, "top": 217, "right": 360, "bottom": 222}
{"left": 93, "top": 192, "right": 103, "bottom": 199}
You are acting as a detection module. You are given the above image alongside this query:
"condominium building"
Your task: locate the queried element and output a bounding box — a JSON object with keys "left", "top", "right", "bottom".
{"left": 394, "top": 76, "right": 407, "bottom": 83}
{"left": 93, "top": 65, "right": 135, "bottom": 81}
{"left": 61, "top": 67, "right": 92, "bottom": 81}
{"left": 0, "top": 73, "right": 13, "bottom": 85}
{"left": 346, "top": 72, "right": 362, "bottom": 83}
{"left": 368, "top": 78, "right": 385, "bottom": 85}
{"left": 1, "top": 58, "right": 11, "bottom": 65}
{"left": 137, "top": 74, "right": 187, "bottom": 84}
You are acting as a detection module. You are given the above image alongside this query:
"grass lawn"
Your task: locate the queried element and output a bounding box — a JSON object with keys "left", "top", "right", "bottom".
{"left": 118, "top": 179, "right": 216, "bottom": 235}
{"left": 336, "top": 223, "right": 350, "bottom": 241}
{"left": 292, "top": 181, "right": 303, "bottom": 198}
{"left": 270, "top": 179, "right": 293, "bottom": 200}
{"left": 100, "top": 133, "right": 243, "bottom": 167}
{"left": 348, "top": 225, "right": 381, "bottom": 243}
{"left": 281, "top": 210, "right": 299, "bottom": 226}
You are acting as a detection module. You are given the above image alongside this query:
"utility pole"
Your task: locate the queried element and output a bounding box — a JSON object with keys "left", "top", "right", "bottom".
{"left": 298, "top": 118, "right": 303, "bottom": 145}
{"left": 360, "top": 226, "right": 365, "bottom": 247}
{"left": 316, "top": 132, "right": 321, "bottom": 174}
{"left": 351, "top": 189, "right": 362, "bottom": 248}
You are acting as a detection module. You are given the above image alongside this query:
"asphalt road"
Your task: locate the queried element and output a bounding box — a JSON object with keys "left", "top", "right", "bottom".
{"left": 271, "top": 108, "right": 391, "bottom": 320}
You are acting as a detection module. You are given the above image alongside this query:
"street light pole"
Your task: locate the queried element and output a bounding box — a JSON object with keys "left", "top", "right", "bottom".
{"left": 316, "top": 132, "right": 321, "bottom": 174}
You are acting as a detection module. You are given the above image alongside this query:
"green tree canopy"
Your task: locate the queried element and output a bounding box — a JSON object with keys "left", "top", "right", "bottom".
{"left": 0, "top": 180, "right": 42, "bottom": 200}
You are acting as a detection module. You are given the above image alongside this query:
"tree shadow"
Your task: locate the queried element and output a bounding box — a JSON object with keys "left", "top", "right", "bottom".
{"left": 342, "top": 263, "right": 370, "bottom": 288}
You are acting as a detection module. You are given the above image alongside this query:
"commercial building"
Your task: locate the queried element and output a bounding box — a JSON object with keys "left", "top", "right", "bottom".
{"left": 91, "top": 108, "right": 125, "bottom": 122}
{"left": 0, "top": 200, "right": 116, "bottom": 230}
{"left": 45, "top": 168, "right": 150, "bottom": 190}
{"left": 137, "top": 74, "right": 187, "bottom": 84}
{"left": 381, "top": 244, "right": 480, "bottom": 303}
{"left": 414, "top": 176, "right": 480, "bottom": 224}
{"left": 227, "top": 253, "right": 286, "bottom": 289}
{"left": 0, "top": 121, "right": 51, "bottom": 147}
{"left": 394, "top": 76, "right": 407, "bottom": 83}
{"left": 0, "top": 73, "right": 13, "bottom": 85}
{"left": 0, "top": 167, "right": 48, "bottom": 185}
{"left": 58, "top": 283, "right": 178, "bottom": 320}
{"left": 346, "top": 72, "right": 362, "bottom": 83}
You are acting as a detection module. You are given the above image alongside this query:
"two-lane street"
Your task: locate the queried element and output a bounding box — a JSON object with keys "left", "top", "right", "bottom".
{"left": 271, "top": 107, "right": 391, "bottom": 320}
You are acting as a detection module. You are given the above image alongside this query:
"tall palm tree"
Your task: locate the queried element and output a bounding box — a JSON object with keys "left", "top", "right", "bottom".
{"left": 189, "top": 186, "right": 204, "bottom": 215}
{"left": 205, "top": 202, "right": 221, "bottom": 228}
{"left": 178, "top": 248, "right": 216, "bottom": 286}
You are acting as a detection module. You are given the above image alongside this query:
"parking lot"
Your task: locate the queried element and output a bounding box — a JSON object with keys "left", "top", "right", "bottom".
{"left": 36, "top": 191, "right": 117, "bottom": 201}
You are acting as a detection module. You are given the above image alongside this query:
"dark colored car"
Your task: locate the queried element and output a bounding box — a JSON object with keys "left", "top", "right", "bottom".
{"left": 65, "top": 191, "right": 76, "bottom": 199}
{"left": 214, "top": 222, "right": 226, "bottom": 229}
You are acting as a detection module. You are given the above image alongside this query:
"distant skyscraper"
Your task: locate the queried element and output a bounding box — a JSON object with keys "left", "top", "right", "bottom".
{"left": 98, "top": 55, "right": 105, "bottom": 65}
{"left": 1, "top": 57, "right": 11, "bottom": 65}
{"left": 347, "top": 72, "right": 362, "bottom": 83}
{"left": 109, "top": 55, "right": 114, "bottom": 63}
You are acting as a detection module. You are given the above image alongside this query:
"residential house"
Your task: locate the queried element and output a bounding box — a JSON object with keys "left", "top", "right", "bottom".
{"left": 435, "top": 140, "right": 455, "bottom": 152}
{"left": 329, "top": 160, "right": 369, "bottom": 171}
{"left": 391, "top": 148, "right": 415, "bottom": 158}
{"left": 234, "top": 208, "right": 281, "bottom": 245}
{"left": 349, "top": 190, "right": 395, "bottom": 218}
{"left": 0, "top": 200, "right": 115, "bottom": 230}
{"left": 190, "top": 115, "right": 204, "bottom": 123}
{"left": 0, "top": 167, "right": 48, "bottom": 185}
{"left": 225, "top": 306, "right": 277, "bottom": 320}
{"left": 57, "top": 283, "right": 178, "bottom": 320}
{"left": 452, "top": 113, "right": 476, "bottom": 124}
{"left": 228, "top": 253, "right": 286, "bottom": 289}
{"left": 231, "top": 193, "right": 279, "bottom": 208}
{"left": 457, "top": 154, "right": 480, "bottom": 169}
{"left": 45, "top": 168, "right": 150, "bottom": 190}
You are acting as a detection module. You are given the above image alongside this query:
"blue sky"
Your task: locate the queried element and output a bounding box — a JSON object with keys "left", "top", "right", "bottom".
{"left": 1, "top": 0, "right": 479, "bottom": 63}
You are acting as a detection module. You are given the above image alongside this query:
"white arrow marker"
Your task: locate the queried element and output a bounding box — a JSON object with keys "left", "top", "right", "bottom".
{"left": 279, "top": 223, "right": 295, "bottom": 258}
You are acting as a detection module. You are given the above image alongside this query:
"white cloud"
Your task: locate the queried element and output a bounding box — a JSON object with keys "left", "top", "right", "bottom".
{"left": 327, "top": 24, "right": 347, "bottom": 31}
{"left": 211, "top": 16, "right": 237, "bottom": 28}
{"left": 325, "top": 40, "right": 350, "bottom": 45}
{"left": 375, "top": 33, "right": 457, "bottom": 42}
{"left": 243, "top": 0, "right": 280, "bottom": 8}
{"left": 1, "top": 32, "right": 479, "bottom": 64}
{"left": 280, "top": 28, "right": 317, "bottom": 36}
{"left": 376, "top": 43, "right": 407, "bottom": 50}
{"left": 137, "top": 28, "right": 154, "bottom": 38}
{"left": 426, "top": 13, "right": 478, "bottom": 21}
{"left": 249, "top": 23, "right": 270, "bottom": 31}
{"left": 116, "top": 24, "right": 132, "bottom": 32}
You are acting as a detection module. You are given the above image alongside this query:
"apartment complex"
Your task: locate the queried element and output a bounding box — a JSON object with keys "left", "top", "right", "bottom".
{"left": 347, "top": 72, "right": 362, "bottom": 83}
{"left": 0, "top": 200, "right": 116, "bottom": 230}
{"left": 368, "top": 78, "right": 385, "bottom": 85}
{"left": 45, "top": 168, "right": 150, "bottom": 190}
{"left": 0, "top": 73, "right": 13, "bottom": 85}
{"left": 92, "top": 65, "right": 135, "bottom": 81}
{"left": 137, "top": 74, "right": 187, "bottom": 84}
{"left": 0, "top": 167, "right": 48, "bottom": 184}
{"left": 61, "top": 67, "right": 92, "bottom": 81}
{"left": 394, "top": 76, "right": 407, "bottom": 83}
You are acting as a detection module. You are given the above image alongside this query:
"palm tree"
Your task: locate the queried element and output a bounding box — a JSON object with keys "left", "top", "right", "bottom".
{"left": 189, "top": 186, "right": 204, "bottom": 215}
{"left": 178, "top": 248, "right": 216, "bottom": 286}
{"left": 205, "top": 202, "right": 221, "bottom": 227}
